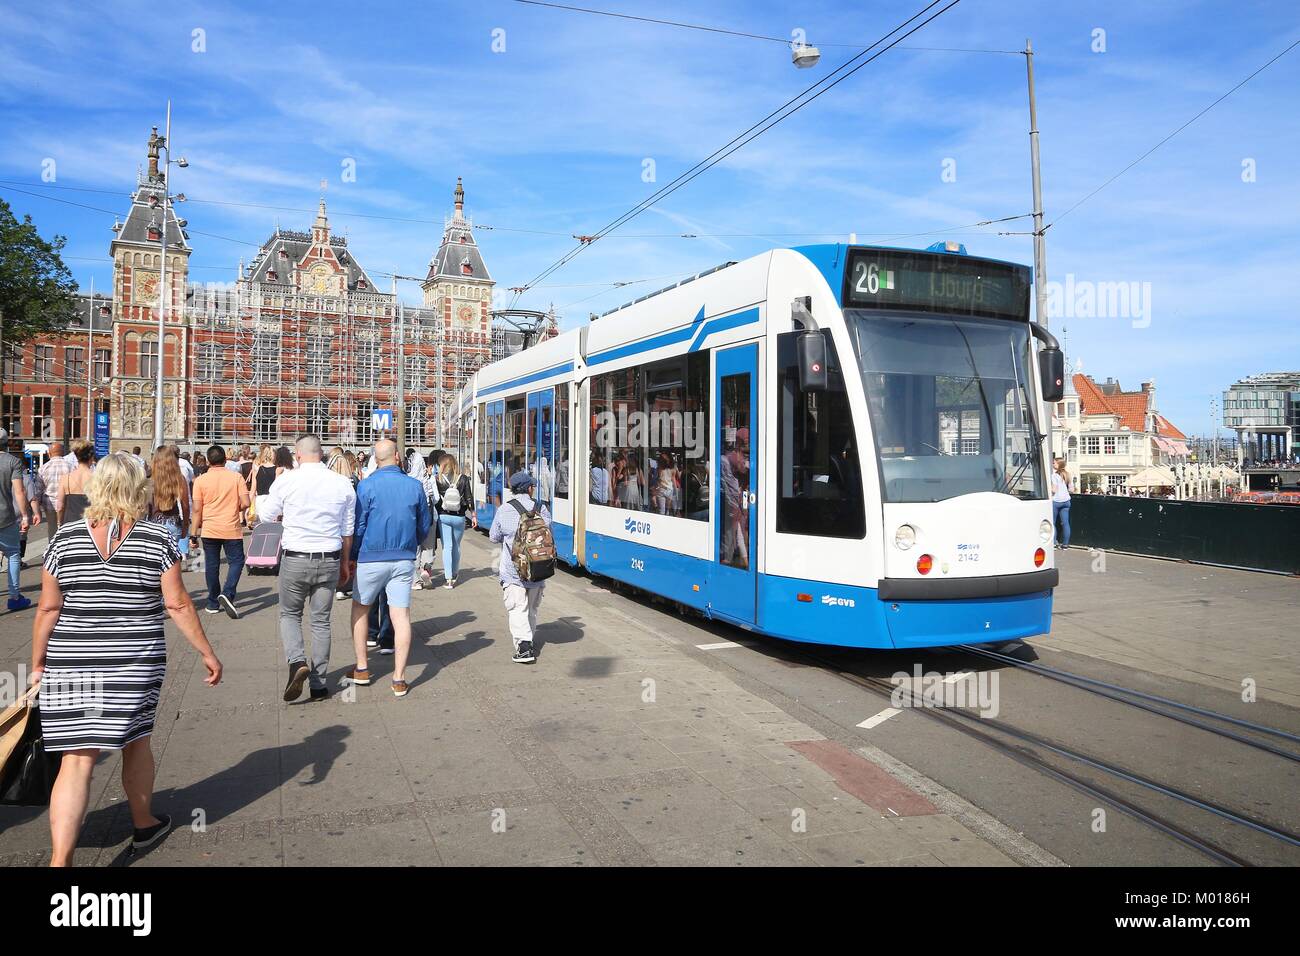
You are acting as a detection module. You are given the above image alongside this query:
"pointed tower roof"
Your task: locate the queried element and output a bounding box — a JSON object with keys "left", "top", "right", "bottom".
{"left": 425, "top": 178, "right": 492, "bottom": 284}
{"left": 312, "top": 197, "right": 330, "bottom": 243}
{"left": 111, "top": 127, "right": 190, "bottom": 253}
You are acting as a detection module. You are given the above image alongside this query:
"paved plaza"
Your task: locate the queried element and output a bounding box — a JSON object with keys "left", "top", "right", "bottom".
{"left": 0, "top": 530, "right": 1030, "bottom": 867}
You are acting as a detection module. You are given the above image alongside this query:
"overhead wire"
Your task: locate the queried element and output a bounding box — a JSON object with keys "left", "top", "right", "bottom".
{"left": 517, "top": 0, "right": 964, "bottom": 293}
{"left": 1046, "top": 36, "right": 1300, "bottom": 231}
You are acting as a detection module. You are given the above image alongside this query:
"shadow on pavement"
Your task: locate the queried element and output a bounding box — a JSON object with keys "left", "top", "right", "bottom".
{"left": 76, "top": 725, "right": 351, "bottom": 851}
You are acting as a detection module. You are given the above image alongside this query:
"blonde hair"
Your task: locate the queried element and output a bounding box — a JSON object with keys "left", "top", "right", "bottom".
{"left": 85, "top": 453, "right": 149, "bottom": 524}
{"left": 257, "top": 444, "right": 275, "bottom": 466}
{"left": 328, "top": 453, "right": 354, "bottom": 479}
{"left": 440, "top": 454, "right": 461, "bottom": 481}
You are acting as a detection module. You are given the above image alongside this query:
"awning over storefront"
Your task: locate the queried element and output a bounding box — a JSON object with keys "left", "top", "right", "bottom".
{"left": 1128, "top": 465, "right": 1177, "bottom": 488}
{"left": 1153, "top": 436, "right": 1190, "bottom": 456}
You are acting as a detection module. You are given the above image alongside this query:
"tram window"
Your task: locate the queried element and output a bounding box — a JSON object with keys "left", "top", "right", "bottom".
{"left": 476, "top": 403, "right": 486, "bottom": 487}
{"left": 591, "top": 366, "right": 645, "bottom": 509}
{"left": 555, "top": 384, "right": 570, "bottom": 500}
{"left": 527, "top": 400, "right": 540, "bottom": 488}
{"left": 536, "top": 398, "right": 554, "bottom": 504}
{"left": 487, "top": 404, "right": 506, "bottom": 505}
{"left": 505, "top": 398, "right": 526, "bottom": 487}
{"left": 682, "top": 352, "right": 710, "bottom": 521}
{"left": 590, "top": 354, "right": 708, "bottom": 517}
{"left": 776, "top": 333, "right": 866, "bottom": 538}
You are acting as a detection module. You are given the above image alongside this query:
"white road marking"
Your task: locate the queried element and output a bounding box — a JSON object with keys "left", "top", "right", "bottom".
{"left": 942, "top": 671, "right": 974, "bottom": 685}
{"left": 857, "top": 707, "right": 903, "bottom": 729}
{"left": 696, "top": 641, "right": 742, "bottom": 650}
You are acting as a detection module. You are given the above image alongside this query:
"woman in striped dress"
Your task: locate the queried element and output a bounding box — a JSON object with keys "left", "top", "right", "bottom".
{"left": 30, "top": 453, "right": 223, "bottom": 866}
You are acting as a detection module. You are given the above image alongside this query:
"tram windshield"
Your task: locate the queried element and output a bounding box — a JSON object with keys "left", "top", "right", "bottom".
{"left": 847, "top": 310, "right": 1046, "bottom": 503}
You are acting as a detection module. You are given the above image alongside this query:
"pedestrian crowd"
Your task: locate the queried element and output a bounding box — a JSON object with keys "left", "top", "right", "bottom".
{"left": 2, "top": 429, "right": 554, "bottom": 865}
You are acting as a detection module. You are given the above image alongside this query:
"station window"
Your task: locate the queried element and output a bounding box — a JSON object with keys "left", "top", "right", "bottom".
{"left": 1, "top": 395, "right": 20, "bottom": 437}
{"left": 775, "top": 333, "right": 865, "bottom": 539}
{"left": 196, "top": 396, "right": 224, "bottom": 441}
{"left": 306, "top": 398, "right": 329, "bottom": 438}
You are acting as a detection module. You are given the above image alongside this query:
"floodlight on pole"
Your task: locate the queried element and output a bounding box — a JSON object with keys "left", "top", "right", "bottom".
{"left": 791, "top": 42, "right": 821, "bottom": 68}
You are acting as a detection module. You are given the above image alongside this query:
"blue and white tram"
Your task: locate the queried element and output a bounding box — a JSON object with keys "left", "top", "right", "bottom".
{"left": 457, "top": 243, "right": 1065, "bottom": 649}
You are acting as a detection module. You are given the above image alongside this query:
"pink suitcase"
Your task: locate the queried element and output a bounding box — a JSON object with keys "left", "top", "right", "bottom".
{"left": 245, "top": 521, "right": 283, "bottom": 575}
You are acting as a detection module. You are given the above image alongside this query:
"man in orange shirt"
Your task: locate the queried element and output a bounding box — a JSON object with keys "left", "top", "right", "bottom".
{"left": 191, "top": 444, "right": 251, "bottom": 618}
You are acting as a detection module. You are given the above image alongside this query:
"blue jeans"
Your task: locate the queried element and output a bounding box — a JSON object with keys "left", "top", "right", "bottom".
{"left": 0, "top": 524, "right": 20, "bottom": 599}
{"left": 1052, "top": 500, "right": 1072, "bottom": 548}
{"left": 162, "top": 521, "right": 189, "bottom": 557}
{"left": 440, "top": 514, "right": 467, "bottom": 581}
{"left": 368, "top": 590, "right": 394, "bottom": 649}
{"left": 203, "top": 537, "right": 245, "bottom": 610}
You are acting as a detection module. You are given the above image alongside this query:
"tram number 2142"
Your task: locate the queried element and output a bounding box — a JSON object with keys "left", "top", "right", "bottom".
{"left": 630, "top": 558, "right": 646, "bottom": 573}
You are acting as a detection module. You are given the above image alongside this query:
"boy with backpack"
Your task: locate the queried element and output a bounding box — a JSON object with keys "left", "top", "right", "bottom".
{"left": 488, "top": 470, "right": 555, "bottom": 664}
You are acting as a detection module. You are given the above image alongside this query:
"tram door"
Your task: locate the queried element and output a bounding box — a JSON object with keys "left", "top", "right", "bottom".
{"left": 711, "top": 344, "right": 758, "bottom": 624}
{"left": 527, "top": 389, "right": 555, "bottom": 509}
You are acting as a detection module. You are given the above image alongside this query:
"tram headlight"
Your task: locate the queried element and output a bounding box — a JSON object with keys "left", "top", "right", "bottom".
{"left": 1039, "top": 519, "right": 1052, "bottom": 542}
{"left": 894, "top": 525, "right": 916, "bottom": 551}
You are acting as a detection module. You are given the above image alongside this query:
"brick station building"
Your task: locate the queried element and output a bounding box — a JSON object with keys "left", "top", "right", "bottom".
{"left": 2, "top": 131, "right": 555, "bottom": 454}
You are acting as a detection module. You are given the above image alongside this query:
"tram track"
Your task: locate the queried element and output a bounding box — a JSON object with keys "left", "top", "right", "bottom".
{"left": 955, "top": 643, "right": 1300, "bottom": 762}
{"left": 792, "top": 647, "right": 1300, "bottom": 867}
{"left": 559, "top": 562, "right": 1299, "bottom": 865}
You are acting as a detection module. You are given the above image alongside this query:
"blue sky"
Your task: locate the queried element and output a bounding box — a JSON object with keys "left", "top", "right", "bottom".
{"left": 2, "top": 0, "right": 1297, "bottom": 436}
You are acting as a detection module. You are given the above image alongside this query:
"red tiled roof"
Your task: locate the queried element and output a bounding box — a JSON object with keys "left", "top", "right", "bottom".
{"left": 1104, "top": 393, "right": 1149, "bottom": 433}
{"left": 1152, "top": 413, "right": 1186, "bottom": 440}
{"left": 1073, "top": 374, "right": 1119, "bottom": 418}
{"left": 1072, "top": 374, "right": 1187, "bottom": 437}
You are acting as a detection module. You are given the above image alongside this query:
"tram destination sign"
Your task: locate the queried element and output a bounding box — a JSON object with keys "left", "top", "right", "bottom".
{"left": 844, "top": 248, "right": 1030, "bottom": 321}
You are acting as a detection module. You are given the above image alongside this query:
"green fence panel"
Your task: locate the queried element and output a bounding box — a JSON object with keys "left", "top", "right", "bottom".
{"left": 1068, "top": 495, "right": 1300, "bottom": 574}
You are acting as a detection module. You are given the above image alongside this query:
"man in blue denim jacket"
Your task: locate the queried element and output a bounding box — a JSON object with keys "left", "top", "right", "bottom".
{"left": 346, "top": 439, "right": 432, "bottom": 697}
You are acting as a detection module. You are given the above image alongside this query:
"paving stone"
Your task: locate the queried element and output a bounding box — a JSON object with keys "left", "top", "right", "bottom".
{"left": 644, "top": 825, "right": 816, "bottom": 867}
{"left": 283, "top": 818, "right": 441, "bottom": 867}
{"left": 0, "top": 531, "right": 1031, "bottom": 868}
{"left": 430, "top": 803, "right": 594, "bottom": 866}
{"left": 550, "top": 733, "right": 684, "bottom": 781}
{"left": 593, "top": 779, "right": 759, "bottom": 844}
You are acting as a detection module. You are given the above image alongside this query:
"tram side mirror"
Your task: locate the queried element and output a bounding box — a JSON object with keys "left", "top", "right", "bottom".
{"left": 797, "top": 330, "right": 829, "bottom": 392}
{"left": 1039, "top": 347, "right": 1065, "bottom": 403}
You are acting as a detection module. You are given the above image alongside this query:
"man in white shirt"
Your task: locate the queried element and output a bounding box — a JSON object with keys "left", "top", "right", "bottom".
{"left": 176, "top": 450, "right": 195, "bottom": 486}
{"left": 260, "top": 434, "right": 357, "bottom": 702}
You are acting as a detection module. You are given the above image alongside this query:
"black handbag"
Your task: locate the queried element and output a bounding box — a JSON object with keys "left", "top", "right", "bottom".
{"left": 0, "top": 691, "right": 62, "bottom": 807}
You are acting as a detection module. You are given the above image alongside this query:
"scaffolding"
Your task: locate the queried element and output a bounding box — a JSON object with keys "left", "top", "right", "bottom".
{"left": 185, "top": 277, "right": 496, "bottom": 453}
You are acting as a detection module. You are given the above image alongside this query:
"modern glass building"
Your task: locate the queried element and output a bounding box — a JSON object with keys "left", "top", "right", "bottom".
{"left": 1223, "top": 372, "right": 1300, "bottom": 463}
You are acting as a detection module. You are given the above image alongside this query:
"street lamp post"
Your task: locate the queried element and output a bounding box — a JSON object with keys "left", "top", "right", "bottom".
{"left": 152, "top": 101, "right": 188, "bottom": 451}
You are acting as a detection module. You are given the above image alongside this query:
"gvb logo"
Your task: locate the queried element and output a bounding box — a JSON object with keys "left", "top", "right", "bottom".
{"left": 821, "top": 595, "right": 855, "bottom": 608}
{"left": 624, "top": 518, "right": 651, "bottom": 535}
{"left": 50, "top": 886, "right": 152, "bottom": 936}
